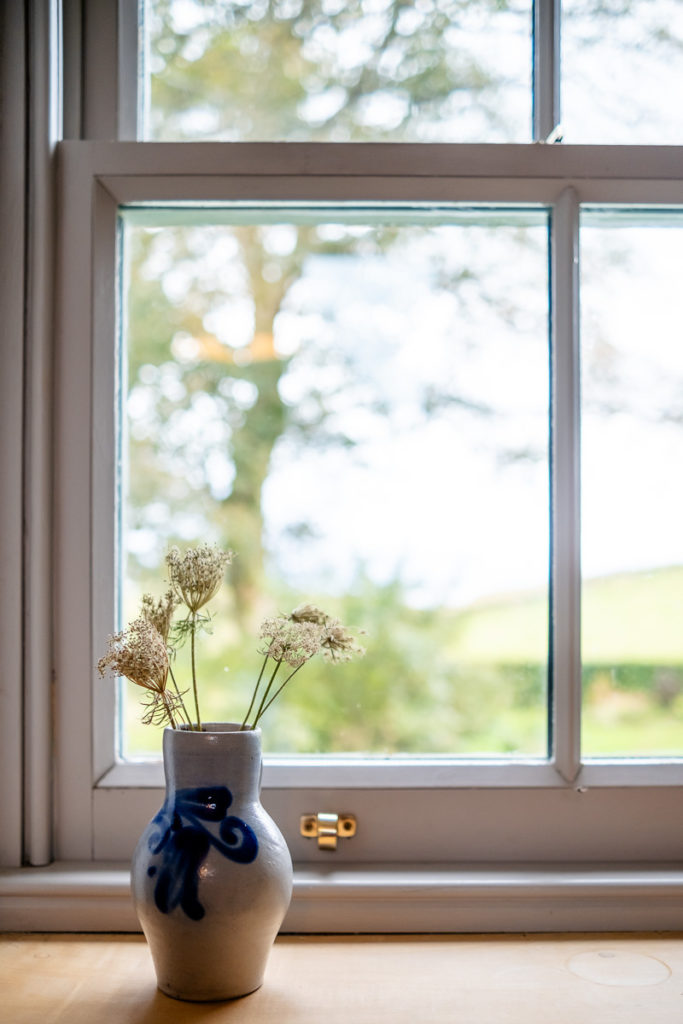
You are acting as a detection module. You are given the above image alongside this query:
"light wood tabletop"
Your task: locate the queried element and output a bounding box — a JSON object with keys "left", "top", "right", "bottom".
{"left": 1, "top": 932, "right": 682, "bottom": 1024}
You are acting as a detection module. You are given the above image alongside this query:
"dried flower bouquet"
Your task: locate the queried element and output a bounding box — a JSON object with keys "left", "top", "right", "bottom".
{"left": 98, "top": 543, "right": 364, "bottom": 731}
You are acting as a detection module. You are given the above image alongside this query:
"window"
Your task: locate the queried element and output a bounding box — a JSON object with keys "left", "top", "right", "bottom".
{"left": 4, "top": 0, "right": 683, "bottom": 933}
{"left": 119, "top": 205, "right": 551, "bottom": 761}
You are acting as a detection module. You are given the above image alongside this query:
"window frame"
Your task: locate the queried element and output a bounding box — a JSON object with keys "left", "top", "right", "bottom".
{"left": 3, "top": 0, "right": 683, "bottom": 934}
{"left": 52, "top": 141, "right": 683, "bottom": 872}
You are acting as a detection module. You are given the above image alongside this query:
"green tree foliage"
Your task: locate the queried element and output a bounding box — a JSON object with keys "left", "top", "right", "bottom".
{"left": 145, "top": 0, "right": 525, "bottom": 143}
{"left": 125, "top": 219, "right": 406, "bottom": 618}
{"left": 130, "top": 0, "right": 531, "bottom": 615}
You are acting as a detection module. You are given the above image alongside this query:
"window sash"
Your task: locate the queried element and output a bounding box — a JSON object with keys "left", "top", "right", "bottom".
{"left": 118, "top": 199, "right": 552, "bottom": 763}
{"left": 53, "top": 141, "right": 683, "bottom": 864}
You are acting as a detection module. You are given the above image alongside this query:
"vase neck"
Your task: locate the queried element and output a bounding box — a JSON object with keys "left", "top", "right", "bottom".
{"left": 163, "top": 725, "right": 262, "bottom": 801}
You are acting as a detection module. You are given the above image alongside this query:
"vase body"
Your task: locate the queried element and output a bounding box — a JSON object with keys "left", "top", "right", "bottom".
{"left": 131, "top": 723, "right": 293, "bottom": 1001}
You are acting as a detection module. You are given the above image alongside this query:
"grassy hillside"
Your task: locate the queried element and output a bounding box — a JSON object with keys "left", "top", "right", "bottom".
{"left": 451, "top": 565, "right": 683, "bottom": 665}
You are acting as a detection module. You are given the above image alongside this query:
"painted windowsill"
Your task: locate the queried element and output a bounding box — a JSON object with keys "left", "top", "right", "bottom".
{"left": 1, "top": 862, "right": 682, "bottom": 933}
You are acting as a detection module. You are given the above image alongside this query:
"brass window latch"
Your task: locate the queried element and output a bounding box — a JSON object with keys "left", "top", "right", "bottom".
{"left": 299, "top": 812, "right": 357, "bottom": 851}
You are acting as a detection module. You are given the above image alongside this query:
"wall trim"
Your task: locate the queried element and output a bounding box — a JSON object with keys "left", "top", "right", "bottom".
{"left": 1, "top": 863, "right": 682, "bottom": 934}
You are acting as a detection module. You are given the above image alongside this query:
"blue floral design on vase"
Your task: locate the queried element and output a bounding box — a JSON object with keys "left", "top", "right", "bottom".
{"left": 147, "top": 785, "right": 258, "bottom": 921}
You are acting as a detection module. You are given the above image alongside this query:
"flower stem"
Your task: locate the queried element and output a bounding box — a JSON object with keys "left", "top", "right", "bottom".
{"left": 241, "top": 653, "right": 269, "bottom": 730}
{"left": 249, "top": 658, "right": 283, "bottom": 730}
{"left": 163, "top": 692, "right": 177, "bottom": 730}
{"left": 251, "top": 662, "right": 305, "bottom": 729}
{"left": 168, "top": 663, "right": 191, "bottom": 725}
{"left": 190, "top": 612, "right": 202, "bottom": 730}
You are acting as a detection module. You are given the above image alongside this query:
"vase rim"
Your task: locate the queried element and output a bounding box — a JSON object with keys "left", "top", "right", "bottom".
{"left": 170, "top": 722, "right": 262, "bottom": 736}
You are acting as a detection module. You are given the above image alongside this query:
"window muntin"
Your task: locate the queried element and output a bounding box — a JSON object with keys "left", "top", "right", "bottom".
{"left": 119, "top": 205, "right": 550, "bottom": 760}
{"left": 580, "top": 209, "right": 683, "bottom": 757}
{"left": 141, "top": 0, "right": 533, "bottom": 143}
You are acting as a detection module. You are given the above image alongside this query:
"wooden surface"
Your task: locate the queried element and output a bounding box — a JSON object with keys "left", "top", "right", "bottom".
{"left": 1, "top": 933, "right": 682, "bottom": 1024}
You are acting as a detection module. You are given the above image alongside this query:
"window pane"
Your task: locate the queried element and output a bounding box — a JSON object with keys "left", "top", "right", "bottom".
{"left": 119, "top": 206, "right": 549, "bottom": 759}
{"left": 141, "top": 1, "right": 532, "bottom": 142}
{"left": 581, "top": 211, "right": 683, "bottom": 756}
{"left": 563, "top": 1, "right": 683, "bottom": 144}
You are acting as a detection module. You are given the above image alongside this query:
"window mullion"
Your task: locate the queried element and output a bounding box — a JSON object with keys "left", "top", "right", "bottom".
{"left": 533, "top": 0, "right": 561, "bottom": 142}
{"left": 551, "top": 185, "right": 581, "bottom": 783}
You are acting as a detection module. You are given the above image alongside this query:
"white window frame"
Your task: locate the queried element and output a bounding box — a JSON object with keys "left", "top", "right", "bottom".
{"left": 2, "top": 0, "right": 683, "bottom": 934}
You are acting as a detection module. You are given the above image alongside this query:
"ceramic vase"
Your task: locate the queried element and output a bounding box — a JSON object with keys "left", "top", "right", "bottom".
{"left": 131, "top": 723, "right": 293, "bottom": 1001}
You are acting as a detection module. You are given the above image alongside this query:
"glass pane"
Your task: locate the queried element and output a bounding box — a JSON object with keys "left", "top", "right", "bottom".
{"left": 563, "top": 0, "right": 683, "bottom": 144}
{"left": 118, "top": 205, "right": 550, "bottom": 759}
{"left": 581, "top": 210, "right": 683, "bottom": 756}
{"left": 141, "top": 0, "right": 532, "bottom": 142}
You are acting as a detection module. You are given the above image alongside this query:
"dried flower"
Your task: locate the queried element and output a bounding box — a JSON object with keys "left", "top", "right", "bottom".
{"left": 240, "top": 606, "right": 365, "bottom": 730}
{"left": 166, "top": 544, "right": 233, "bottom": 614}
{"left": 289, "top": 604, "right": 365, "bottom": 662}
{"left": 258, "top": 617, "right": 324, "bottom": 669}
{"left": 140, "top": 589, "right": 179, "bottom": 643}
{"left": 289, "top": 604, "right": 328, "bottom": 626}
{"left": 98, "top": 618, "right": 169, "bottom": 694}
{"left": 99, "top": 543, "right": 365, "bottom": 734}
{"left": 320, "top": 618, "right": 366, "bottom": 663}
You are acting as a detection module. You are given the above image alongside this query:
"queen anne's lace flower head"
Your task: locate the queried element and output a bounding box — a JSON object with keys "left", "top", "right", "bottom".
{"left": 166, "top": 544, "right": 233, "bottom": 613}
{"left": 97, "top": 618, "right": 169, "bottom": 693}
{"left": 287, "top": 605, "right": 365, "bottom": 663}
{"left": 140, "top": 589, "right": 179, "bottom": 642}
{"left": 319, "top": 618, "right": 366, "bottom": 663}
{"left": 289, "top": 604, "right": 328, "bottom": 626}
{"left": 258, "top": 617, "right": 324, "bottom": 668}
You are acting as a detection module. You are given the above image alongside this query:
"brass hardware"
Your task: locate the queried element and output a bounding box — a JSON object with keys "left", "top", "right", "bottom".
{"left": 299, "top": 812, "right": 357, "bottom": 851}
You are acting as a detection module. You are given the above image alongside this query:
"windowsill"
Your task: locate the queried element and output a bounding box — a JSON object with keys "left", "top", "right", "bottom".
{"left": 3, "top": 931, "right": 683, "bottom": 1023}
{"left": 1, "top": 862, "right": 682, "bottom": 933}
